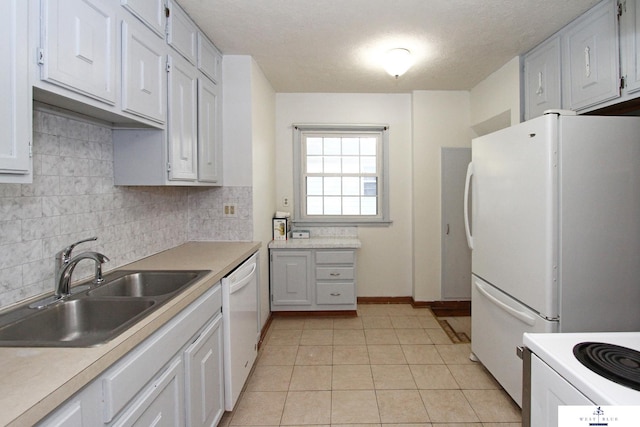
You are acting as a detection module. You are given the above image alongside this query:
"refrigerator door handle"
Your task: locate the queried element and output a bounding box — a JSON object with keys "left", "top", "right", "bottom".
{"left": 464, "top": 162, "right": 474, "bottom": 249}
{"left": 474, "top": 279, "right": 536, "bottom": 326}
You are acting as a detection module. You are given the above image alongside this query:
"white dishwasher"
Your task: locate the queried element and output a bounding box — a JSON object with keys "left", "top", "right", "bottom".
{"left": 221, "top": 252, "right": 259, "bottom": 411}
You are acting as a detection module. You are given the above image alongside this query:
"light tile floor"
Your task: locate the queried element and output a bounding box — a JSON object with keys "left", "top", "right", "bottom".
{"left": 220, "top": 304, "right": 521, "bottom": 427}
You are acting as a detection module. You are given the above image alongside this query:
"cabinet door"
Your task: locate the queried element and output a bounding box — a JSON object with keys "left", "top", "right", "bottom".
{"left": 0, "top": 0, "right": 31, "bottom": 179}
{"left": 621, "top": 0, "right": 640, "bottom": 93}
{"left": 167, "top": 0, "right": 198, "bottom": 65}
{"left": 562, "top": 0, "right": 620, "bottom": 111}
{"left": 38, "top": 381, "right": 103, "bottom": 427}
{"left": 112, "top": 358, "right": 185, "bottom": 427}
{"left": 198, "top": 77, "right": 222, "bottom": 183}
{"left": 530, "top": 355, "right": 593, "bottom": 427}
{"left": 271, "top": 251, "right": 312, "bottom": 307}
{"left": 41, "top": 0, "right": 116, "bottom": 105}
{"left": 524, "top": 36, "right": 562, "bottom": 120}
{"left": 198, "top": 34, "right": 222, "bottom": 84}
{"left": 168, "top": 54, "right": 198, "bottom": 181}
{"left": 121, "top": 19, "right": 166, "bottom": 124}
{"left": 121, "top": 0, "right": 166, "bottom": 38}
{"left": 184, "top": 313, "right": 224, "bottom": 427}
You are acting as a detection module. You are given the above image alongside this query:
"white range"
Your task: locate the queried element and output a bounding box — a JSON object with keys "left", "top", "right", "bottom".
{"left": 522, "top": 332, "right": 640, "bottom": 426}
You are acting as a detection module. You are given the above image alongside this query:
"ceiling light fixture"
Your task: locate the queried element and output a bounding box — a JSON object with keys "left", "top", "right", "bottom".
{"left": 383, "top": 48, "right": 413, "bottom": 78}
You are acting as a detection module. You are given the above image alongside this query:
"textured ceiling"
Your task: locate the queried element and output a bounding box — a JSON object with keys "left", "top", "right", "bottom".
{"left": 178, "top": 0, "right": 601, "bottom": 93}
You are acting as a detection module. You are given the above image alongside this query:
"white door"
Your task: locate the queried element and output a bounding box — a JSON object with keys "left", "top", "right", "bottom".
{"left": 523, "top": 36, "right": 562, "bottom": 120}
{"left": 562, "top": 0, "right": 620, "bottom": 110}
{"left": 41, "top": 0, "right": 116, "bottom": 104}
{"left": 468, "top": 114, "right": 557, "bottom": 317}
{"left": 167, "top": 54, "right": 198, "bottom": 181}
{"left": 121, "top": 19, "right": 166, "bottom": 124}
{"left": 0, "top": 0, "right": 31, "bottom": 178}
{"left": 198, "top": 77, "right": 221, "bottom": 183}
{"left": 441, "top": 147, "right": 471, "bottom": 300}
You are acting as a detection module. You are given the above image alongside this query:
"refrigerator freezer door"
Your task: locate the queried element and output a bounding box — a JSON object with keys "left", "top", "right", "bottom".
{"left": 471, "top": 114, "right": 558, "bottom": 317}
{"left": 472, "top": 275, "right": 557, "bottom": 407}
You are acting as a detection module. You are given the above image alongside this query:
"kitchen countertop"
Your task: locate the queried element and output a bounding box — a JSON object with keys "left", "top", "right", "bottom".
{"left": 0, "top": 241, "right": 260, "bottom": 427}
{"left": 268, "top": 237, "right": 361, "bottom": 249}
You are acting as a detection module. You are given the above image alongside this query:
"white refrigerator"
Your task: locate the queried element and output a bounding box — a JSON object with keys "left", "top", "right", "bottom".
{"left": 464, "top": 111, "right": 640, "bottom": 406}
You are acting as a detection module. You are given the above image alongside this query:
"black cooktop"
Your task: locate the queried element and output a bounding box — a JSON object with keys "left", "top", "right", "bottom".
{"left": 574, "top": 342, "right": 640, "bottom": 392}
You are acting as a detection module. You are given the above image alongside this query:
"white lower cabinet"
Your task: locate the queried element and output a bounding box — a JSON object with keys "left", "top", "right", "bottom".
{"left": 113, "top": 357, "right": 184, "bottom": 427}
{"left": 38, "top": 284, "right": 224, "bottom": 427}
{"left": 185, "top": 313, "right": 224, "bottom": 427}
{"left": 270, "top": 249, "right": 357, "bottom": 311}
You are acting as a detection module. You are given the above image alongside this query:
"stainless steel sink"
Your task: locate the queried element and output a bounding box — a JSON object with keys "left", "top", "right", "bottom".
{"left": 87, "top": 271, "right": 202, "bottom": 297}
{"left": 0, "top": 269, "right": 211, "bottom": 347}
{"left": 0, "top": 298, "right": 155, "bottom": 347}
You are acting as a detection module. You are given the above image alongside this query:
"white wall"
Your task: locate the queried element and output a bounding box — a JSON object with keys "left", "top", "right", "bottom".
{"left": 411, "top": 91, "right": 472, "bottom": 301}
{"left": 250, "top": 60, "right": 277, "bottom": 328}
{"left": 470, "top": 57, "right": 521, "bottom": 136}
{"left": 275, "top": 93, "right": 414, "bottom": 297}
{"left": 223, "top": 56, "right": 253, "bottom": 187}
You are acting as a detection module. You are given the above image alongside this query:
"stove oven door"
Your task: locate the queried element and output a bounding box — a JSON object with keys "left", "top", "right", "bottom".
{"left": 525, "top": 351, "right": 593, "bottom": 427}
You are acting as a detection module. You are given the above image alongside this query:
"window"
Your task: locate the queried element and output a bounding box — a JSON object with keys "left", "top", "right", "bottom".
{"left": 293, "top": 124, "right": 390, "bottom": 225}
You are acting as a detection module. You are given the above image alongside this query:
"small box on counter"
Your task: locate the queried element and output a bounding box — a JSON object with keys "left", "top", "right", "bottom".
{"left": 273, "top": 217, "right": 290, "bottom": 240}
{"left": 291, "top": 230, "right": 310, "bottom": 239}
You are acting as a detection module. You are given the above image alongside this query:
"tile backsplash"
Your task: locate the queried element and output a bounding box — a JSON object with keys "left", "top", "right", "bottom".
{"left": 0, "top": 108, "right": 251, "bottom": 308}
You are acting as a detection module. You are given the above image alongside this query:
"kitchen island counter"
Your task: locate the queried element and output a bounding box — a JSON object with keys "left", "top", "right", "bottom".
{"left": 0, "top": 241, "right": 260, "bottom": 427}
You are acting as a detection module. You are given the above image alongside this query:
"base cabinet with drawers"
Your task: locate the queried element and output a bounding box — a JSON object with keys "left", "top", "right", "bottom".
{"left": 270, "top": 248, "right": 358, "bottom": 311}
{"left": 39, "top": 284, "right": 224, "bottom": 427}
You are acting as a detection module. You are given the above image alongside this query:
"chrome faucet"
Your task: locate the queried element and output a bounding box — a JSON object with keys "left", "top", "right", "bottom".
{"left": 54, "top": 237, "right": 110, "bottom": 299}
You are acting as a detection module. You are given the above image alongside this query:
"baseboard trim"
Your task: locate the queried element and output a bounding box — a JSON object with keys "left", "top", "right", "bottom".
{"left": 271, "top": 310, "right": 358, "bottom": 317}
{"left": 357, "top": 296, "right": 414, "bottom": 304}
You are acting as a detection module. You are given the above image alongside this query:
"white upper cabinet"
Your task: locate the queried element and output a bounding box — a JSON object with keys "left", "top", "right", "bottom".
{"left": 168, "top": 54, "right": 198, "bottom": 181}
{"left": 562, "top": 0, "right": 620, "bottom": 111}
{"left": 198, "top": 77, "right": 222, "bottom": 183}
{"left": 620, "top": 0, "right": 640, "bottom": 94}
{"left": 121, "top": 18, "right": 167, "bottom": 124}
{"left": 198, "top": 33, "right": 223, "bottom": 84}
{"left": 120, "top": 0, "right": 166, "bottom": 38}
{"left": 167, "top": 1, "right": 198, "bottom": 65}
{"left": 524, "top": 36, "right": 562, "bottom": 120}
{"left": 40, "top": 0, "right": 117, "bottom": 105}
{"left": 0, "top": 0, "right": 31, "bottom": 182}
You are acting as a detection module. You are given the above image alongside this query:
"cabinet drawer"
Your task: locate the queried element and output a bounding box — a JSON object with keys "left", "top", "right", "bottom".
{"left": 316, "top": 283, "right": 355, "bottom": 305}
{"left": 315, "top": 267, "right": 354, "bottom": 280}
{"left": 315, "top": 251, "right": 354, "bottom": 265}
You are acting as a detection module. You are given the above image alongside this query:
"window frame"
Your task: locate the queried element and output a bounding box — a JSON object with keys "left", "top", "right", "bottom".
{"left": 292, "top": 124, "right": 391, "bottom": 226}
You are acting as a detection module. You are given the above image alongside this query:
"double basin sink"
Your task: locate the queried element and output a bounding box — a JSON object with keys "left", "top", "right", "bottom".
{"left": 0, "top": 270, "right": 210, "bottom": 347}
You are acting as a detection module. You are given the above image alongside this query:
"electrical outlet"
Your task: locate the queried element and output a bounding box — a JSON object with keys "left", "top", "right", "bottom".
{"left": 282, "top": 196, "right": 289, "bottom": 207}
{"left": 223, "top": 203, "right": 237, "bottom": 217}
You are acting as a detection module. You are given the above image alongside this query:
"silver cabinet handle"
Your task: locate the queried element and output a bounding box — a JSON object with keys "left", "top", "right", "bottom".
{"left": 330, "top": 292, "right": 341, "bottom": 296}
{"left": 330, "top": 272, "right": 340, "bottom": 277}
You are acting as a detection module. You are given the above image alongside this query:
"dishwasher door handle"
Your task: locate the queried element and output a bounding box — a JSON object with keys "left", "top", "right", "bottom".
{"left": 229, "top": 262, "right": 257, "bottom": 294}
